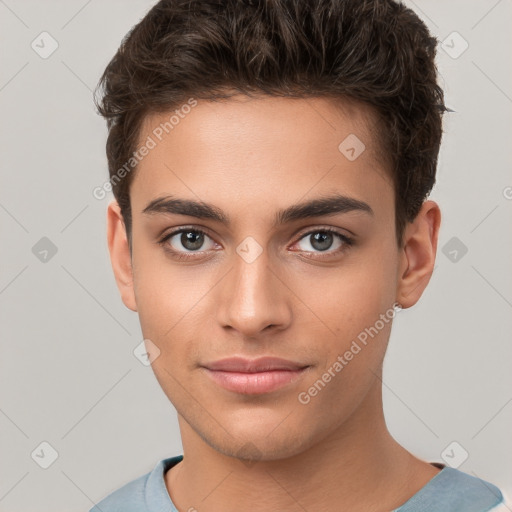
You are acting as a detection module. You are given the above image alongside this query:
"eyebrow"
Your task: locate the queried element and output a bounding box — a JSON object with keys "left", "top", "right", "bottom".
{"left": 142, "top": 193, "right": 374, "bottom": 227}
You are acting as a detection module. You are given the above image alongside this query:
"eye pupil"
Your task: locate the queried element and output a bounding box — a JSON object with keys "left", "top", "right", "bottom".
{"left": 181, "top": 231, "right": 204, "bottom": 250}
{"left": 311, "top": 232, "right": 333, "bottom": 251}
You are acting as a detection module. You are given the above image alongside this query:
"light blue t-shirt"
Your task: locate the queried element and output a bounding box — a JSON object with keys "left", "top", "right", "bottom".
{"left": 90, "top": 456, "right": 506, "bottom": 512}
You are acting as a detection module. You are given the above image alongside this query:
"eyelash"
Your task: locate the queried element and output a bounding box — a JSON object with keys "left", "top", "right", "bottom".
{"left": 158, "top": 226, "right": 354, "bottom": 261}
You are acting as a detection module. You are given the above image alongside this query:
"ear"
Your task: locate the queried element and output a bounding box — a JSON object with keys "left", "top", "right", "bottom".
{"left": 396, "top": 200, "right": 441, "bottom": 309}
{"left": 106, "top": 200, "right": 137, "bottom": 312}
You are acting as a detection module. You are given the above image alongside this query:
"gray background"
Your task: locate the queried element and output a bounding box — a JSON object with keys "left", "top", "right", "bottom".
{"left": 0, "top": 1, "right": 511, "bottom": 510}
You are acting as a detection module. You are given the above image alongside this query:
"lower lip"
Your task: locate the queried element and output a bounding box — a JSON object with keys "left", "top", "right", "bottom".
{"left": 203, "top": 368, "right": 308, "bottom": 394}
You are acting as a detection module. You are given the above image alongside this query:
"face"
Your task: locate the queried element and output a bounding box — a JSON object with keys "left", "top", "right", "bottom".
{"left": 108, "top": 95, "right": 433, "bottom": 462}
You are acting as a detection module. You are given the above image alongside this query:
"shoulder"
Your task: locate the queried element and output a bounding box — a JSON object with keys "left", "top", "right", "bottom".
{"left": 397, "top": 466, "right": 506, "bottom": 512}
{"left": 89, "top": 472, "right": 149, "bottom": 512}
{"left": 429, "top": 468, "right": 504, "bottom": 510}
{"left": 89, "top": 456, "right": 183, "bottom": 512}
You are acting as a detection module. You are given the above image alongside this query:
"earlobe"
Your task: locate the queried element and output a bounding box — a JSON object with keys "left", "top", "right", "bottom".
{"left": 396, "top": 200, "right": 441, "bottom": 309}
{"left": 106, "top": 200, "right": 137, "bottom": 312}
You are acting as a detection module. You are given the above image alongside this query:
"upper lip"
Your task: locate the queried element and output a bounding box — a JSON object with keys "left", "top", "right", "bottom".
{"left": 203, "top": 357, "right": 308, "bottom": 373}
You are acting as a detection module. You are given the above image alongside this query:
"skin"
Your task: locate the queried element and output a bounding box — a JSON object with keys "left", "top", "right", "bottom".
{"left": 107, "top": 95, "right": 441, "bottom": 512}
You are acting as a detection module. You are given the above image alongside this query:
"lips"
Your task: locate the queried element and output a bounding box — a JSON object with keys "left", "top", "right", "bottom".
{"left": 202, "top": 356, "right": 310, "bottom": 394}
{"left": 205, "top": 356, "right": 307, "bottom": 372}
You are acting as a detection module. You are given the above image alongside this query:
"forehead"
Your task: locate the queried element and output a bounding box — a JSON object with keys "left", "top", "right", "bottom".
{"left": 131, "top": 95, "right": 393, "bottom": 222}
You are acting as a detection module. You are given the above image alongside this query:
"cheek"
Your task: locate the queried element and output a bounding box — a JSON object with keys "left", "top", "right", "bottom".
{"left": 131, "top": 266, "right": 169, "bottom": 341}
{"left": 131, "top": 248, "right": 206, "bottom": 341}
{"left": 130, "top": 254, "right": 215, "bottom": 396}
{"left": 292, "top": 255, "right": 397, "bottom": 346}
{"left": 131, "top": 261, "right": 201, "bottom": 401}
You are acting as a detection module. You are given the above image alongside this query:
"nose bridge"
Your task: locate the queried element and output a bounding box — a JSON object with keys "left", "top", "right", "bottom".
{"left": 217, "top": 245, "right": 291, "bottom": 336}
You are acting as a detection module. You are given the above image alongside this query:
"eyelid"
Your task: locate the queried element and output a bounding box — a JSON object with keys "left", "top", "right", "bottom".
{"left": 159, "top": 225, "right": 215, "bottom": 242}
{"left": 293, "top": 223, "right": 355, "bottom": 240}
{"left": 292, "top": 224, "right": 353, "bottom": 242}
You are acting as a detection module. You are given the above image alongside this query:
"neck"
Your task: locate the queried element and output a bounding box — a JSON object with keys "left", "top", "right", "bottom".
{"left": 166, "top": 380, "right": 439, "bottom": 512}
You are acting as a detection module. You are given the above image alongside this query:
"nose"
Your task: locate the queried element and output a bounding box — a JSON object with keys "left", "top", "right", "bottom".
{"left": 216, "top": 248, "right": 292, "bottom": 339}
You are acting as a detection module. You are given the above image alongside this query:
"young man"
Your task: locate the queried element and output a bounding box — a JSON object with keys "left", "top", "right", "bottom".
{"left": 91, "top": 0, "right": 506, "bottom": 510}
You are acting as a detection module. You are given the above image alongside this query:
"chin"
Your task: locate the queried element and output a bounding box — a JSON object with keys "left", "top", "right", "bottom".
{"left": 213, "top": 433, "right": 312, "bottom": 463}
{"left": 197, "top": 411, "right": 324, "bottom": 464}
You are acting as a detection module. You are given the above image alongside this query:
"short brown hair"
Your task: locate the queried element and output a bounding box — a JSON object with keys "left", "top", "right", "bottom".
{"left": 95, "top": 0, "right": 446, "bottom": 249}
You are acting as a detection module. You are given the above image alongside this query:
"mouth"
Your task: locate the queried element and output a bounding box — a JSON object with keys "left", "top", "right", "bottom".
{"left": 201, "top": 356, "right": 311, "bottom": 394}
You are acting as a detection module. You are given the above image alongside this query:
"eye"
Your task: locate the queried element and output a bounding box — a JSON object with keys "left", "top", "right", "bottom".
{"left": 293, "top": 228, "right": 353, "bottom": 256}
{"left": 159, "top": 228, "right": 217, "bottom": 256}
{"left": 158, "top": 226, "right": 353, "bottom": 261}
